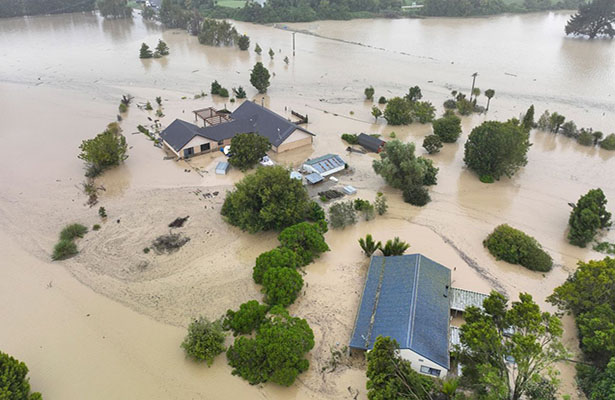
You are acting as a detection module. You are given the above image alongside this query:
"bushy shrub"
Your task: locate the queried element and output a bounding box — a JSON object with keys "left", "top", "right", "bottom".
{"left": 433, "top": 114, "right": 462, "bottom": 143}
{"left": 223, "top": 300, "right": 268, "bottom": 335}
{"left": 384, "top": 97, "right": 413, "bottom": 125}
{"left": 568, "top": 188, "right": 611, "bottom": 247}
{"left": 78, "top": 123, "right": 128, "bottom": 177}
{"left": 483, "top": 224, "right": 553, "bottom": 272}
{"left": 577, "top": 130, "right": 594, "bottom": 146}
{"left": 341, "top": 133, "right": 359, "bottom": 144}
{"left": 402, "top": 185, "right": 430, "bottom": 206}
{"left": 600, "top": 133, "right": 615, "bottom": 150}
{"left": 60, "top": 223, "right": 88, "bottom": 241}
{"left": 364, "top": 87, "right": 375, "bottom": 100}
{"left": 278, "top": 222, "right": 329, "bottom": 265}
{"left": 52, "top": 239, "right": 78, "bottom": 260}
{"left": 378, "top": 96, "right": 387, "bottom": 104}
{"left": 181, "top": 317, "right": 226, "bottom": 366}
{"left": 262, "top": 267, "right": 303, "bottom": 307}
{"left": 306, "top": 201, "right": 325, "bottom": 222}
{"left": 423, "top": 134, "right": 443, "bottom": 154}
{"left": 411, "top": 101, "right": 436, "bottom": 124}
{"left": 443, "top": 99, "right": 457, "bottom": 109}
{"left": 0, "top": 351, "right": 42, "bottom": 400}
{"left": 93, "top": 224, "right": 101, "bottom": 231}
{"left": 329, "top": 200, "right": 357, "bottom": 229}
{"left": 253, "top": 247, "right": 300, "bottom": 284}
{"left": 374, "top": 193, "right": 388, "bottom": 215}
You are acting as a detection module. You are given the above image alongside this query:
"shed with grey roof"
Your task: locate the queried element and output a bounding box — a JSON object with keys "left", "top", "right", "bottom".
{"left": 350, "top": 254, "right": 451, "bottom": 377}
{"left": 357, "top": 133, "right": 386, "bottom": 153}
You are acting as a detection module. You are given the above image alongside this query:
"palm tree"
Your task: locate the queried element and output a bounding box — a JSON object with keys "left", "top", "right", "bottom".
{"left": 484, "top": 89, "right": 495, "bottom": 111}
{"left": 381, "top": 237, "right": 410, "bottom": 256}
{"left": 470, "top": 72, "right": 478, "bottom": 99}
{"left": 441, "top": 378, "right": 459, "bottom": 400}
{"left": 359, "top": 234, "right": 381, "bottom": 256}
{"left": 471, "top": 87, "right": 481, "bottom": 104}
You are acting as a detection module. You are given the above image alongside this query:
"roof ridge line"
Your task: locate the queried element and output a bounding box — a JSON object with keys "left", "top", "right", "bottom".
{"left": 364, "top": 257, "right": 386, "bottom": 348}
{"left": 407, "top": 254, "right": 421, "bottom": 348}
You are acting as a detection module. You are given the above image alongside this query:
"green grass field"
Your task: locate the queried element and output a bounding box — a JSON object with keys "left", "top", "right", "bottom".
{"left": 216, "top": 0, "right": 246, "bottom": 9}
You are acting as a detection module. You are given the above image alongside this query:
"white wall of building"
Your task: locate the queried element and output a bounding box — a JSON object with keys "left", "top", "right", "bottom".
{"left": 398, "top": 349, "right": 448, "bottom": 378}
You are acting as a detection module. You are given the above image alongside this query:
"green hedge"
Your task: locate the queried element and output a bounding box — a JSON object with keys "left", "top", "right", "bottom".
{"left": 483, "top": 224, "right": 553, "bottom": 272}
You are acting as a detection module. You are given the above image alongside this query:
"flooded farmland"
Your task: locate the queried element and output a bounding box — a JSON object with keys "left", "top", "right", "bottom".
{"left": 0, "top": 9, "right": 614, "bottom": 399}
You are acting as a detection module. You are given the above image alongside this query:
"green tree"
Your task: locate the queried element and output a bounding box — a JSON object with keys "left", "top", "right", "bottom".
{"left": 587, "top": 357, "right": 615, "bottom": 399}
{"left": 329, "top": 200, "right": 357, "bottom": 229}
{"left": 383, "top": 97, "right": 412, "bottom": 125}
{"left": 97, "top": 0, "right": 132, "bottom": 18}
{"left": 600, "top": 133, "right": 615, "bottom": 150}
{"left": 181, "top": 317, "right": 226, "bottom": 366}
{"left": 463, "top": 120, "right": 530, "bottom": 181}
{"left": 253, "top": 247, "right": 300, "bottom": 284}
{"left": 578, "top": 130, "right": 594, "bottom": 146}
{"left": 306, "top": 201, "right": 325, "bottom": 222}
{"left": 154, "top": 39, "right": 170, "bottom": 56}
{"left": 78, "top": 122, "right": 128, "bottom": 177}
{"left": 423, "top": 134, "right": 443, "bottom": 154}
{"left": 250, "top": 62, "right": 270, "bottom": 94}
{"left": 237, "top": 34, "right": 250, "bottom": 50}
{"left": 52, "top": 238, "right": 78, "bottom": 260}
{"left": 549, "top": 112, "right": 565, "bottom": 133}
{"left": 359, "top": 234, "right": 381, "bottom": 256}
{"left": 567, "top": 188, "right": 612, "bottom": 247}
{"left": 441, "top": 378, "right": 459, "bottom": 400}
{"left": 458, "top": 292, "right": 567, "bottom": 400}
{"left": 254, "top": 43, "right": 262, "bottom": 55}
{"left": 484, "top": 88, "right": 495, "bottom": 110}
{"left": 268, "top": 48, "right": 275, "bottom": 59}
{"left": 221, "top": 166, "right": 311, "bottom": 233}
{"left": 378, "top": 96, "right": 387, "bottom": 104}
{"left": 60, "top": 223, "right": 88, "bottom": 241}
{"left": 139, "top": 42, "right": 153, "bottom": 58}
{"left": 366, "top": 336, "right": 435, "bottom": 400}
{"left": 364, "top": 86, "right": 375, "bottom": 100}
{"left": 566, "top": 0, "right": 615, "bottom": 39}
{"left": 141, "top": 5, "right": 155, "bottom": 19}
{"left": 411, "top": 101, "right": 436, "bottom": 123}
{"left": 381, "top": 237, "right": 410, "bottom": 256}
{"left": 262, "top": 267, "right": 303, "bottom": 307}
{"left": 371, "top": 106, "right": 382, "bottom": 122}
{"left": 549, "top": 257, "right": 615, "bottom": 368}
{"left": 405, "top": 85, "right": 423, "bottom": 102}
{"left": 521, "top": 105, "right": 535, "bottom": 132}
{"left": 471, "top": 87, "right": 481, "bottom": 103}
{"left": 226, "top": 306, "right": 314, "bottom": 386}
{"left": 373, "top": 140, "right": 438, "bottom": 205}
{"left": 155, "top": 96, "right": 162, "bottom": 106}
{"left": 483, "top": 224, "right": 553, "bottom": 272}
{"left": 198, "top": 18, "right": 238, "bottom": 46}
{"left": 278, "top": 222, "right": 329, "bottom": 266}
{"left": 402, "top": 185, "right": 430, "bottom": 206}
{"left": 561, "top": 120, "right": 578, "bottom": 138}
{"left": 0, "top": 351, "right": 42, "bottom": 400}
{"left": 228, "top": 133, "right": 271, "bottom": 171}
{"left": 432, "top": 114, "right": 462, "bottom": 143}
{"left": 456, "top": 98, "right": 474, "bottom": 115}
{"left": 374, "top": 193, "right": 388, "bottom": 215}
{"left": 223, "top": 300, "right": 269, "bottom": 336}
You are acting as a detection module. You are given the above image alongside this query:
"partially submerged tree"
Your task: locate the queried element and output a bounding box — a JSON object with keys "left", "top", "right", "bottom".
{"left": 250, "top": 61, "right": 270, "bottom": 93}
{"left": 463, "top": 120, "right": 530, "bottom": 181}
{"left": 329, "top": 200, "right": 357, "bottom": 229}
{"left": 228, "top": 133, "right": 271, "bottom": 171}
{"left": 277, "top": 221, "right": 329, "bottom": 266}
{"left": 78, "top": 122, "right": 128, "bottom": 177}
{"left": 268, "top": 48, "right": 275, "bottom": 59}
{"left": 458, "top": 291, "right": 567, "bottom": 400}
{"left": 364, "top": 86, "right": 375, "bottom": 100}
{"left": 405, "top": 85, "right": 423, "bottom": 102}
{"left": 381, "top": 237, "right": 410, "bottom": 256}
{"left": 521, "top": 105, "right": 535, "bottom": 132}
{"left": 253, "top": 247, "right": 300, "bottom": 284}
{"left": 432, "top": 114, "right": 462, "bottom": 143}
{"left": 0, "top": 351, "right": 43, "bottom": 400}
{"left": 567, "top": 188, "right": 611, "bottom": 247}
{"left": 237, "top": 34, "right": 250, "bottom": 50}
{"left": 423, "top": 134, "right": 443, "bottom": 154}
{"left": 233, "top": 86, "right": 247, "bottom": 99}
{"left": 223, "top": 300, "right": 269, "bottom": 336}
{"left": 254, "top": 43, "right": 262, "bottom": 55}
{"left": 371, "top": 106, "right": 382, "bottom": 122}
{"left": 383, "top": 97, "right": 413, "bottom": 125}
{"left": 566, "top": 0, "right": 615, "bottom": 39}
{"left": 411, "top": 101, "right": 436, "bottom": 124}
{"left": 484, "top": 224, "right": 553, "bottom": 272}
{"left": 226, "top": 306, "right": 314, "bottom": 386}
{"left": 181, "top": 317, "right": 226, "bottom": 366}
{"left": 154, "top": 39, "right": 170, "bottom": 57}
{"left": 221, "top": 166, "right": 311, "bottom": 233}
{"left": 484, "top": 88, "right": 495, "bottom": 110}
{"left": 139, "top": 42, "right": 153, "bottom": 58}
{"left": 97, "top": 0, "right": 132, "bottom": 18}
{"left": 262, "top": 267, "right": 303, "bottom": 307}
{"left": 359, "top": 234, "right": 381, "bottom": 257}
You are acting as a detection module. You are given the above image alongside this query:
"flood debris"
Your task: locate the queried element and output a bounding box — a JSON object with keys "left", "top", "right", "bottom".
{"left": 168, "top": 216, "right": 189, "bottom": 228}
{"left": 318, "top": 189, "right": 345, "bottom": 200}
{"left": 151, "top": 233, "right": 190, "bottom": 254}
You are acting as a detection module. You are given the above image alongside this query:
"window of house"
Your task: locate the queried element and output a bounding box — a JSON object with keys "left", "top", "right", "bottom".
{"left": 420, "top": 366, "right": 441, "bottom": 377}
{"left": 183, "top": 147, "right": 194, "bottom": 157}
{"left": 218, "top": 140, "right": 224, "bottom": 145}
{"left": 200, "top": 143, "right": 210, "bottom": 152}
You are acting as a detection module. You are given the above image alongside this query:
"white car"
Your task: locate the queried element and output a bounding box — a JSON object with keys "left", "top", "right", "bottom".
{"left": 259, "top": 155, "right": 274, "bottom": 166}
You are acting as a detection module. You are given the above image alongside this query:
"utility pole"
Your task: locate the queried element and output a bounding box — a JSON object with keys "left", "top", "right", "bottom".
{"left": 470, "top": 72, "right": 478, "bottom": 101}
{"left": 292, "top": 32, "right": 296, "bottom": 57}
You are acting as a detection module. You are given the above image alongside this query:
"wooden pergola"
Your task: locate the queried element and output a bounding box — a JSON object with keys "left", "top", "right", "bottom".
{"left": 193, "top": 107, "right": 232, "bottom": 127}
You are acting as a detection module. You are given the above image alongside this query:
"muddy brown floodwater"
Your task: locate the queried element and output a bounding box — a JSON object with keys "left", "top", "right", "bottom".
{"left": 1, "top": 9, "right": 614, "bottom": 400}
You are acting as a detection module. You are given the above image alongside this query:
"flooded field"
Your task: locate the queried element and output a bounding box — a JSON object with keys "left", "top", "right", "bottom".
{"left": 1, "top": 9, "right": 614, "bottom": 399}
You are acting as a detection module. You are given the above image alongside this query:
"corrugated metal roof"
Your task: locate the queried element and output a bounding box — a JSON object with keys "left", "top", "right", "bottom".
{"left": 304, "top": 154, "right": 345, "bottom": 174}
{"left": 350, "top": 254, "right": 451, "bottom": 369}
{"left": 357, "top": 133, "right": 385, "bottom": 152}
{"left": 215, "top": 162, "right": 229, "bottom": 175}
{"left": 305, "top": 172, "right": 323, "bottom": 184}
{"left": 450, "top": 287, "right": 489, "bottom": 312}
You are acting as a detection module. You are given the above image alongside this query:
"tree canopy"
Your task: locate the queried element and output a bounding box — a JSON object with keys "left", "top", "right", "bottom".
{"left": 78, "top": 122, "right": 128, "bottom": 177}
{"left": 221, "top": 166, "right": 311, "bottom": 233}
{"left": 198, "top": 18, "right": 238, "bottom": 46}
{"left": 483, "top": 224, "right": 553, "bottom": 272}
{"left": 566, "top": 0, "right": 615, "bottom": 38}
{"left": 180, "top": 317, "right": 226, "bottom": 366}
{"left": 277, "top": 221, "right": 329, "bottom": 266}
{"left": 262, "top": 266, "right": 304, "bottom": 307}
{"left": 0, "top": 351, "right": 42, "bottom": 400}
{"left": 458, "top": 291, "right": 567, "bottom": 400}
{"left": 463, "top": 120, "right": 530, "bottom": 181}
{"left": 223, "top": 300, "right": 269, "bottom": 336}
{"left": 97, "top": 0, "right": 132, "bottom": 18}
{"left": 253, "top": 247, "right": 300, "bottom": 284}
{"left": 383, "top": 97, "right": 413, "bottom": 125}
{"left": 366, "top": 336, "right": 435, "bottom": 400}
{"left": 372, "top": 140, "right": 438, "bottom": 206}
{"left": 567, "top": 188, "right": 611, "bottom": 247}
{"left": 250, "top": 62, "right": 271, "bottom": 93}
{"left": 228, "top": 133, "right": 271, "bottom": 171}
{"left": 432, "top": 114, "right": 462, "bottom": 143}
{"left": 226, "top": 306, "right": 314, "bottom": 386}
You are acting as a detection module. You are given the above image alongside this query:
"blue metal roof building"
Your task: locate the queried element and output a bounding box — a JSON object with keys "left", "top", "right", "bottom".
{"left": 350, "top": 254, "right": 451, "bottom": 373}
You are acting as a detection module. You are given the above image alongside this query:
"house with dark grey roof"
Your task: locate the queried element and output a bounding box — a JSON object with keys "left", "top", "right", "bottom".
{"left": 160, "top": 101, "right": 315, "bottom": 159}
{"left": 350, "top": 254, "right": 452, "bottom": 377}
{"left": 357, "top": 133, "right": 386, "bottom": 153}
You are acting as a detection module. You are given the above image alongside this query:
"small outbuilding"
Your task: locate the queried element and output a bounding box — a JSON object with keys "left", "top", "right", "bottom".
{"left": 305, "top": 172, "right": 324, "bottom": 185}
{"left": 358, "top": 133, "right": 385, "bottom": 153}
{"left": 215, "top": 161, "right": 230, "bottom": 175}
{"left": 350, "top": 254, "right": 452, "bottom": 378}
{"left": 302, "top": 154, "right": 345, "bottom": 177}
